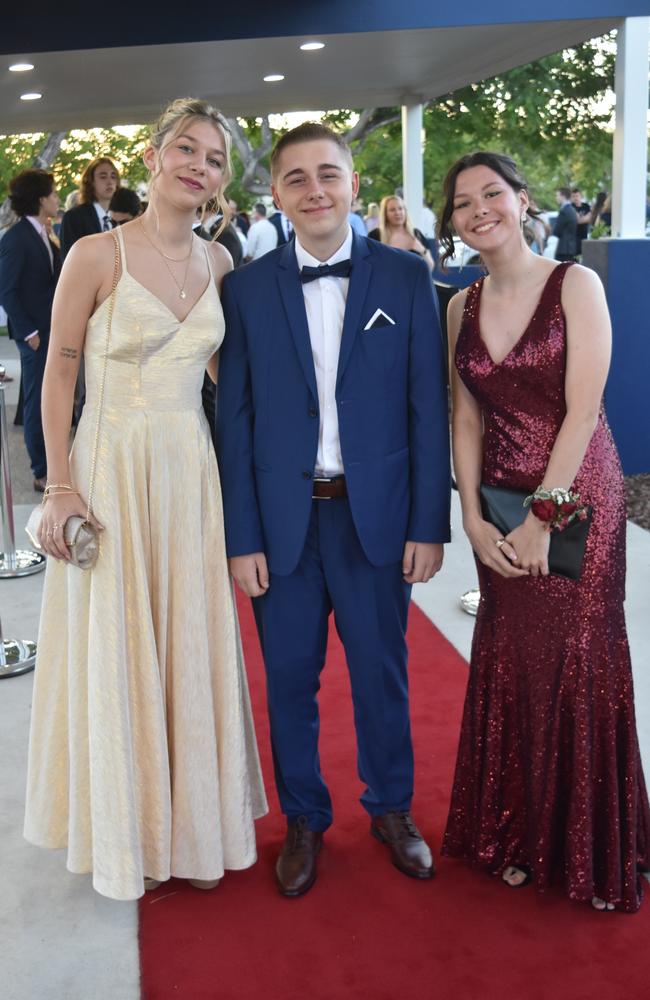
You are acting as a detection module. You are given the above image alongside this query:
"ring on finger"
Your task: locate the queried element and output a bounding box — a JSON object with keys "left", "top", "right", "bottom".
{"left": 495, "top": 538, "right": 506, "bottom": 549}
{"left": 54, "top": 522, "right": 64, "bottom": 531}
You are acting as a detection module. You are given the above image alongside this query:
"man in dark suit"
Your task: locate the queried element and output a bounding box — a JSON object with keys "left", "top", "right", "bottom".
{"left": 60, "top": 156, "right": 120, "bottom": 258}
{"left": 570, "top": 188, "right": 591, "bottom": 255}
{"left": 553, "top": 187, "right": 578, "bottom": 262}
{"left": 217, "top": 123, "right": 451, "bottom": 896}
{"left": 0, "top": 169, "right": 61, "bottom": 490}
{"left": 268, "top": 202, "right": 292, "bottom": 245}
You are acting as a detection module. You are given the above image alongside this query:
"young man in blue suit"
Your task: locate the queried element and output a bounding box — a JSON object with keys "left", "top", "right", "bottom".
{"left": 0, "top": 169, "right": 61, "bottom": 490}
{"left": 217, "top": 123, "right": 451, "bottom": 896}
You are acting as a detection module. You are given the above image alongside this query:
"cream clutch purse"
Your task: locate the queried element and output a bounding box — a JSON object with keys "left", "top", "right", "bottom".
{"left": 25, "top": 509, "right": 99, "bottom": 570}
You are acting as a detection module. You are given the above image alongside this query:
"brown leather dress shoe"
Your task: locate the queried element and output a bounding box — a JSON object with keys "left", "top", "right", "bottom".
{"left": 276, "top": 816, "right": 323, "bottom": 897}
{"left": 33, "top": 476, "right": 47, "bottom": 493}
{"left": 371, "top": 811, "right": 435, "bottom": 879}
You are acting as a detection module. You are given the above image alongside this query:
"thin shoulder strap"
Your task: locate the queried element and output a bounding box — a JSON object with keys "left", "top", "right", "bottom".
{"left": 114, "top": 222, "right": 128, "bottom": 271}
{"left": 201, "top": 235, "right": 215, "bottom": 280}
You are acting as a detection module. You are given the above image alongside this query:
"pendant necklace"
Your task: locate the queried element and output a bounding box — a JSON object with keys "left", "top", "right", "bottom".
{"left": 139, "top": 218, "right": 193, "bottom": 299}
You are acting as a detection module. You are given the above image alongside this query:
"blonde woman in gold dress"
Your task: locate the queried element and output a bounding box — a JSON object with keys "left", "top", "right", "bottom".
{"left": 24, "top": 98, "right": 267, "bottom": 900}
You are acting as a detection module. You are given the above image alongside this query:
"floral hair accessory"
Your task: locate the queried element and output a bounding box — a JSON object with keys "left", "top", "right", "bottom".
{"left": 523, "top": 486, "right": 589, "bottom": 531}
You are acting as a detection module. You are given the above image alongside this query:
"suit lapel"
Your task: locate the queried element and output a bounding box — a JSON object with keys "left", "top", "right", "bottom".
{"left": 336, "top": 231, "right": 372, "bottom": 388}
{"left": 276, "top": 242, "right": 318, "bottom": 401}
{"left": 88, "top": 203, "right": 102, "bottom": 233}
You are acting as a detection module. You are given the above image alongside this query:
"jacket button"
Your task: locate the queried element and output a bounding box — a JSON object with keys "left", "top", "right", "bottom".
{"left": 308, "top": 406, "right": 317, "bottom": 418}
{"left": 302, "top": 470, "right": 312, "bottom": 480}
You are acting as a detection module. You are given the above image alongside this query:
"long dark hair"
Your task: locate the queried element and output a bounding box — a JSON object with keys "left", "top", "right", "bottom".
{"left": 437, "top": 151, "right": 531, "bottom": 266}
{"left": 79, "top": 157, "right": 120, "bottom": 205}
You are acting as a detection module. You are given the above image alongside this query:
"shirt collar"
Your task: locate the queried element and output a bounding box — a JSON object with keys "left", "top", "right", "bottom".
{"left": 294, "top": 226, "right": 353, "bottom": 271}
{"left": 26, "top": 215, "right": 46, "bottom": 236}
{"left": 93, "top": 201, "right": 108, "bottom": 225}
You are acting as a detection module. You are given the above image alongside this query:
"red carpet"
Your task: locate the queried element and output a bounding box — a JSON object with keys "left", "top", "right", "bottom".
{"left": 139, "top": 596, "right": 650, "bottom": 1000}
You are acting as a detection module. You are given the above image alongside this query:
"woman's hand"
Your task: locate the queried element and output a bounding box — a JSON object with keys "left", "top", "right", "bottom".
{"left": 38, "top": 493, "right": 104, "bottom": 561}
{"left": 504, "top": 513, "right": 551, "bottom": 577}
{"left": 464, "top": 514, "right": 529, "bottom": 579}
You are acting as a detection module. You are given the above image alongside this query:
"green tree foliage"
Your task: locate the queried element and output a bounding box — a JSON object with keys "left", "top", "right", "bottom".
{"left": 0, "top": 127, "right": 150, "bottom": 204}
{"left": 353, "top": 38, "right": 616, "bottom": 212}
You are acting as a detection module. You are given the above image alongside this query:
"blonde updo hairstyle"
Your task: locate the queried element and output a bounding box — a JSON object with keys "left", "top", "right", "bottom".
{"left": 147, "top": 97, "right": 233, "bottom": 236}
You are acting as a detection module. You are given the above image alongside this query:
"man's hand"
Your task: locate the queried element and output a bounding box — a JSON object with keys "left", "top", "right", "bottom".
{"left": 228, "top": 553, "right": 270, "bottom": 597}
{"left": 27, "top": 334, "right": 40, "bottom": 351}
{"left": 402, "top": 541, "right": 444, "bottom": 584}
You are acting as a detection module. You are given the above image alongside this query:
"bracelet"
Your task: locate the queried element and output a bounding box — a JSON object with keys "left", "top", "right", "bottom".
{"left": 523, "top": 486, "right": 587, "bottom": 530}
{"left": 45, "top": 482, "right": 75, "bottom": 491}
{"left": 43, "top": 487, "right": 80, "bottom": 501}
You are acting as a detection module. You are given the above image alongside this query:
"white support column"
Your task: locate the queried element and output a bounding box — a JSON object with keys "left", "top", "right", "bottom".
{"left": 611, "top": 17, "right": 650, "bottom": 238}
{"left": 401, "top": 102, "right": 424, "bottom": 231}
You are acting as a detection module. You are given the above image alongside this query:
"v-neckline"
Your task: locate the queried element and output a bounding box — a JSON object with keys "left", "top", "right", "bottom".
{"left": 476, "top": 266, "right": 560, "bottom": 367}
{"left": 124, "top": 270, "right": 212, "bottom": 325}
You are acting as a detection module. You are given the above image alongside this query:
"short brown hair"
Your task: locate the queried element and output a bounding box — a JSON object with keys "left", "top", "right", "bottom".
{"left": 270, "top": 122, "right": 353, "bottom": 178}
{"left": 9, "top": 169, "right": 54, "bottom": 217}
{"left": 79, "top": 157, "right": 120, "bottom": 204}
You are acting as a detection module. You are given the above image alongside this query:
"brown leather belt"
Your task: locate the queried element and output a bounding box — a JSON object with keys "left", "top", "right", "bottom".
{"left": 312, "top": 476, "right": 347, "bottom": 500}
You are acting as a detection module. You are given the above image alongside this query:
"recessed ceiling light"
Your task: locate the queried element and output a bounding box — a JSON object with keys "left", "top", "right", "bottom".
{"left": 20, "top": 92, "right": 42, "bottom": 101}
{"left": 300, "top": 42, "right": 325, "bottom": 51}
{"left": 263, "top": 74, "right": 284, "bottom": 83}
{"left": 9, "top": 62, "right": 34, "bottom": 72}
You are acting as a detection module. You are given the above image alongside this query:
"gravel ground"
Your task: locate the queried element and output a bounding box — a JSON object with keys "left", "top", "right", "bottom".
{"left": 625, "top": 475, "right": 650, "bottom": 532}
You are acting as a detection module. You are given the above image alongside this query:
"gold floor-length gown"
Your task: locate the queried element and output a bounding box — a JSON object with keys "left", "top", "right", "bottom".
{"left": 24, "top": 228, "right": 267, "bottom": 900}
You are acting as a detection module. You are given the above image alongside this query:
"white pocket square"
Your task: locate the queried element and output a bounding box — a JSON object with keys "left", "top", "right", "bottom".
{"left": 363, "top": 308, "right": 396, "bottom": 331}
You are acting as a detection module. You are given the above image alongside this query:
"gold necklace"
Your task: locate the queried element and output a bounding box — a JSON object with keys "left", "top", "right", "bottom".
{"left": 139, "top": 218, "right": 194, "bottom": 299}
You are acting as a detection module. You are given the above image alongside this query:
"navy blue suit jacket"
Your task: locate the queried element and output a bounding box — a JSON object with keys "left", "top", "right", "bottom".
{"left": 60, "top": 202, "right": 101, "bottom": 259}
{"left": 217, "top": 232, "right": 451, "bottom": 576}
{"left": 0, "top": 217, "right": 61, "bottom": 341}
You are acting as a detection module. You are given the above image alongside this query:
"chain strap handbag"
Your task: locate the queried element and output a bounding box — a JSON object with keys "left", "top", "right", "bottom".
{"left": 26, "top": 231, "right": 121, "bottom": 570}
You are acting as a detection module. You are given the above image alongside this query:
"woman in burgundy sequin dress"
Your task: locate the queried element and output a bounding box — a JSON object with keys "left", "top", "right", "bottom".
{"left": 439, "top": 152, "right": 650, "bottom": 912}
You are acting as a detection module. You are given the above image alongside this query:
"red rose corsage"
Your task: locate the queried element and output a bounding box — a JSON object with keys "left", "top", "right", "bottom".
{"left": 524, "top": 487, "right": 588, "bottom": 531}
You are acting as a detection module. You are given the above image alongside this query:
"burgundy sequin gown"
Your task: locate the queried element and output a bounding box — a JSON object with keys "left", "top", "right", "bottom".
{"left": 443, "top": 263, "right": 650, "bottom": 911}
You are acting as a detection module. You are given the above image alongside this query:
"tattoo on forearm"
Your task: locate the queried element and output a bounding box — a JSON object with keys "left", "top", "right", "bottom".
{"left": 60, "top": 347, "right": 79, "bottom": 360}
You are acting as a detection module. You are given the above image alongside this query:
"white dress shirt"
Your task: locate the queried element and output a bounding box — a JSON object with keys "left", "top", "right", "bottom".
{"left": 246, "top": 217, "right": 278, "bottom": 260}
{"left": 295, "top": 227, "right": 352, "bottom": 477}
{"left": 93, "top": 201, "right": 111, "bottom": 231}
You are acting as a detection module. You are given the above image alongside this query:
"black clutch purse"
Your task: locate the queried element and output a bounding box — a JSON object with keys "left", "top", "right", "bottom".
{"left": 479, "top": 484, "right": 592, "bottom": 581}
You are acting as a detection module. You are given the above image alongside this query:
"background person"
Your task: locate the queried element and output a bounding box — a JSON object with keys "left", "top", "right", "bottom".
{"left": 552, "top": 186, "right": 578, "bottom": 261}
{"left": 0, "top": 168, "right": 60, "bottom": 491}
{"left": 108, "top": 187, "right": 142, "bottom": 224}
{"left": 570, "top": 187, "right": 591, "bottom": 255}
{"left": 439, "top": 150, "right": 650, "bottom": 913}
{"left": 364, "top": 201, "right": 379, "bottom": 233}
{"left": 245, "top": 202, "right": 278, "bottom": 260}
{"left": 369, "top": 195, "right": 434, "bottom": 271}
{"left": 60, "top": 156, "right": 120, "bottom": 257}
{"left": 23, "top": 97, "right": 267, "bottom": 901}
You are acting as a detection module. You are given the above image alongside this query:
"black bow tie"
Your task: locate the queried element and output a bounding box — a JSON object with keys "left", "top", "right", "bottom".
{"left": 300, "top": 260, "right": 352, "bottom": 283}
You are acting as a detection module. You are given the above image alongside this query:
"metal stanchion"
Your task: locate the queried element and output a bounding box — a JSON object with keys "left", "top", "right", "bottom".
{"left": 0, "top": 614, "right": 36, "bottom": 678}
{"left": 0, "top": 382, "right": 46, "bottom": 577}
{"left": 460, "top": 588, "right": 480, "bottom": 616}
